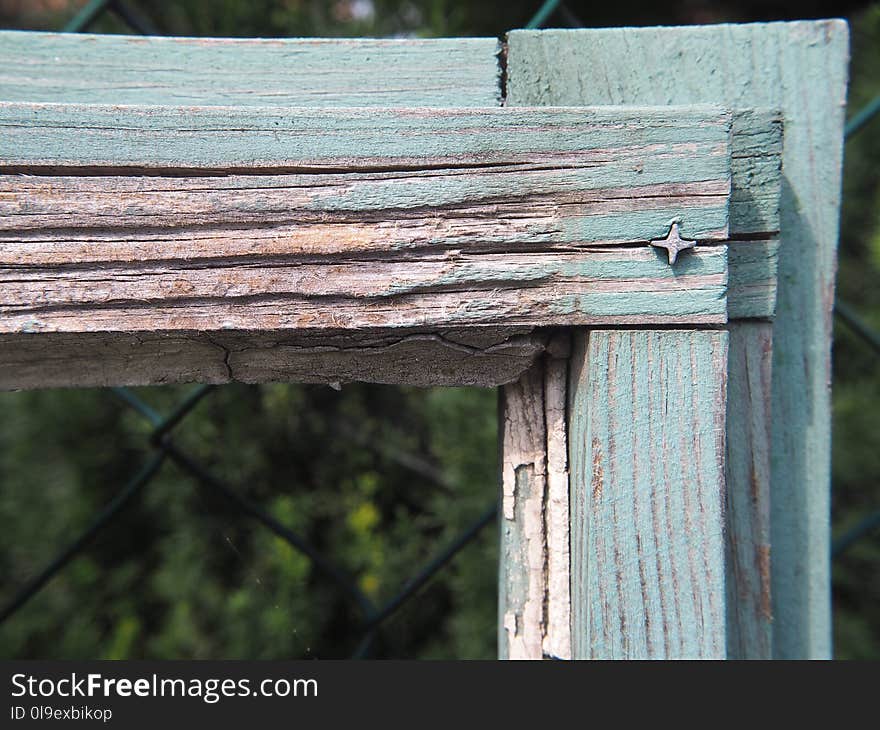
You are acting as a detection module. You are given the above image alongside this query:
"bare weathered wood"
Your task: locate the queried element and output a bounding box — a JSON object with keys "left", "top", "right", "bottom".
{"left": 0, "top": 247, "right": 729, "bottom": 338}
{"left": 0, "top": 328, "right": 549, "bottom": 390}
{"left": 498, "top": 335, "right": 572, "bottom": 660}
{"left": 499, "top": 363, "right": 547, "bottom": 659}
{"left": 1, "top": 172, "right": 729, "bottom": 257}
{"left": 567, "top": 330, "right": 729, "bottom": 659}
{"left": 0, "top": 32, "right": 502, "bottom": 108}
{"left": 543, "top": 351, "right": 572, "bottom": 660}
{"left": 498, "top": 338, "right": 572, "bottom": 660}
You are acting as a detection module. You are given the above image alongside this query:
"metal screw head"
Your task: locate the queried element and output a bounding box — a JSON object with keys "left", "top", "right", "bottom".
{"left": 650, "top": 220, "right": 697, "bottom": 265}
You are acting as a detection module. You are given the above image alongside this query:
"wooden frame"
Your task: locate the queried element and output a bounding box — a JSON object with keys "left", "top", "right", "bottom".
{"left": 0, "top": 21, "right": 847, "bottom": 659}
{"left": 501, "top": 21, "right": 848, "bottom": 659}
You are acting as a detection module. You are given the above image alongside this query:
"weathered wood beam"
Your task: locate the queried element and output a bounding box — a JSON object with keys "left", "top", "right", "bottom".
{"left": 1, "top": 172, "right": 728, "bottom": 255}
{"left": 0, "top": 248, "right": 729, "bottom": 334}
{"left": 0, "top": 104, "right": 741, "bottom": 389}
{"left": 0, "top": 103, "right": 733, "bottom": 181}
{"left": 0, "top": 327, "right": 549, "bottom": 390}
{"left": 0, "top": 104, "right": 780, "bottom": 338}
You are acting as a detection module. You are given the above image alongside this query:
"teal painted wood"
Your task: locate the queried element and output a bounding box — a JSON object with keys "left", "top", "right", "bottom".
{"left": 728, "top": 240, "right": 779, "bottom": 319}
{"left": 725, "top": 322, "right": 773, "bottom": 658}
{"left": 0, "top": 31, "right": 527, "bottom": 391}
{"left": 0, "top": 101, "right": 738, "bottom": 338}
{"left": 0, "top": 172, "right": 728, "bottom": 258}
{"left": 0, "top": 105, "right": 728, "bottom": 219}
{"left": 567, "top": 330, "right": 729, "bottom": 659}
{"left": 507, "top": 20, "right": 849, "bottom": 659}
{"left": 0, "top": 32, "right": 501, "bottom": 107}
{"left": 729, "top": 110, "right": 782, "bottom": 238}
{"left": 0, "top": 100, "right": 734, "bottom": 255}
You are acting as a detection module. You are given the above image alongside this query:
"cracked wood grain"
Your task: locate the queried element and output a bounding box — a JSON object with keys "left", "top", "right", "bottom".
{"left": 543, "top": 349, "right": 572, "bottom": 660}
{"left": 499, "top": 361, "right": 548, "bottom": 660}
{"left": 0, "top": 103, "right": 734, "bottom": 184}
{"left": 0, "top": 248, "right": 729, "bottom": 336}
{"left": 0, "top": 32, "right": 549, "bottom": 390}
{"left": 1, "top": 173, "right": 728, "bottom": 258}
{"left": 0, "top": 103, "right": 739, "bottom": 390}
{"left": 0, "top": 327, "right": 549, "bottom": 390}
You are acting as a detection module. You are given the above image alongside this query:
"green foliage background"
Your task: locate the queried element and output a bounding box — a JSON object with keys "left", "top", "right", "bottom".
{"left": 830, "top": 4, "right": 880, "bottom": 662}
{"left": 0, "top": 0, "right": 879, "bottom": 659}
{"left": 0, "top": 383, "right": 499, "bottom": 659}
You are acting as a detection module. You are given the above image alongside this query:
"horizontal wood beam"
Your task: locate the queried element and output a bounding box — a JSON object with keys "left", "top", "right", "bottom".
{"left": 0, "top": 105, "right": 737, "bottom": 389}
{"left": 0, "top": 103, "right": 733, "bottom": 179}
{"left": 1, "top": 172, "right": 728, "bottom": 255}
{"left": 0, "top": 101, "right": 784, "bottom": 389}
{"left": 0, "top": 32, "right": 502, "bottom": 108}
{"left": 0, "top": 248, "right": 729, "bottom": 334}
{"left": 0, "top": 327, "right": 549, "bottom": 390}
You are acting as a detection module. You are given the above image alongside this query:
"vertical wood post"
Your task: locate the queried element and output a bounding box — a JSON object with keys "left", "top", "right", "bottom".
{"left": 725, "top": 323, "right": 773, "bottom": 657}
{"left": 499, "top": 362, "right": 548, "bottom": 660}
{"left": 500, "top": 329, "right": 730, "bottom": 659}
{"left": 506, "top": 19, "right": 848, "bottom": 659}
{"left": 568, "top": 329, "right": 729, "bottom": 659}
{"left": 499, "top": 340, "right": 571, "bottom": 660}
